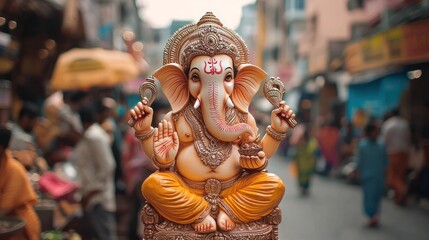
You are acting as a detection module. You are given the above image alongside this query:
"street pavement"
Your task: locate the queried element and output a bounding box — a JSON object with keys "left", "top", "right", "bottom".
{"left": 267, "top": 154, "right": 429, "bottom": 240}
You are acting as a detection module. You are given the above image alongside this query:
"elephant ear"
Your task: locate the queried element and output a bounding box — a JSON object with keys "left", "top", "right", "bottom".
{"left": 232, "top": 64, "right": 267, "bottom": 113}
{"left": 153, "top": 63, "right": 189, "bottom": 113}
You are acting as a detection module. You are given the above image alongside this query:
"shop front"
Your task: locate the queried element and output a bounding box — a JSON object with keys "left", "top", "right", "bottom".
{"left": 345, "top": 18, "right": 429, "bottom": 129}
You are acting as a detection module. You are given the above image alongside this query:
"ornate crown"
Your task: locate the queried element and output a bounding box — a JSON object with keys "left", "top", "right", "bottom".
{"left": 163, "top": 12, "right": 250, "bottom": 70}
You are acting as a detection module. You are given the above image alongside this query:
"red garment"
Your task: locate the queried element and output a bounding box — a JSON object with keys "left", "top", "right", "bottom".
{"left": 317, "top": 126, "right": 341, "bottom": 166}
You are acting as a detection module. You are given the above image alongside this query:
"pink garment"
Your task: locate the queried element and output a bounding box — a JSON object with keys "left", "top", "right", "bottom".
{"left": 317, "top": 126, "right": 341, "bottom": 166}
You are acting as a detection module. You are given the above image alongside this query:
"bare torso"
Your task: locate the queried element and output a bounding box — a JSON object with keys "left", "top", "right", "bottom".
{"left": 171, "top": 114, "right": 243, "bottom": 182}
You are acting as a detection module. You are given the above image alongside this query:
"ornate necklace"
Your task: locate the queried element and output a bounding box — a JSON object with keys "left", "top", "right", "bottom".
{"left": 183, "top": 104, "right": 233, "bottom": 169}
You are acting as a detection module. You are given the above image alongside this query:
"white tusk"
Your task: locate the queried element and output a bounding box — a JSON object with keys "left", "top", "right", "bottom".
{"left": 226, "top": 96, "right": 234, "bottom": 108}
{"left": 194, "top": 99, "right": 201, "bottom": 109}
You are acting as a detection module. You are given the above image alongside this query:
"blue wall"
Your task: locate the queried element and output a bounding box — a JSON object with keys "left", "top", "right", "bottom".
{"left": 347, "top": 72, "right": 409, "bottom": 120}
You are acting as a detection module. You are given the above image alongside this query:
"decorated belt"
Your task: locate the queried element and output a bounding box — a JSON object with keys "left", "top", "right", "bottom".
{"left": 179, "top": 172, "right": 244, "bottom": 192}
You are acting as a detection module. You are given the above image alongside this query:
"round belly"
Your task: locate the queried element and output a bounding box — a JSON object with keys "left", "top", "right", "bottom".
{"left": 176, "top": 144, "right": 242, "bottom": 182}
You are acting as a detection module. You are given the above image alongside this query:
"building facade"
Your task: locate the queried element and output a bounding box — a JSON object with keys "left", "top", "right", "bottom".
{"left": 345, "top": 0, "right": 429, "bottom": 139}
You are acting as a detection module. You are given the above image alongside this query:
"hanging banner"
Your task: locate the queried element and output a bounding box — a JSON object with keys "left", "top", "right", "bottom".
{"left": 345, "top": 19, "right": 429, "bottom": 74}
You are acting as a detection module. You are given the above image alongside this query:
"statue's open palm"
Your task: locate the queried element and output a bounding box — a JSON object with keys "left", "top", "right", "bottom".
{"left": 153, "top": 120, "right": 179, "bottom": 164}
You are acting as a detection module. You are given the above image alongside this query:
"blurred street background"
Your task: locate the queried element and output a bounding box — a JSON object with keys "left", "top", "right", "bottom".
{"left": 269, "top": 155, "right": 429, "bottom": 240}
{"left": 1, "top": 0, "right": 429, "bottom": 239}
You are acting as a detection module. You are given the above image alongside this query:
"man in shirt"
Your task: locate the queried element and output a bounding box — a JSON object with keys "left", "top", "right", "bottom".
{"left": 75, "top": 104, "right": 117, "bottom": 240}
{"left": 381, "top": 108, "right": 411, "bottom": 205}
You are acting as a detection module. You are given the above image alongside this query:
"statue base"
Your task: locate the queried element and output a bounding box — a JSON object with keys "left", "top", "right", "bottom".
{"left": 141, "top": 204, "right": 281, "bottom": 240}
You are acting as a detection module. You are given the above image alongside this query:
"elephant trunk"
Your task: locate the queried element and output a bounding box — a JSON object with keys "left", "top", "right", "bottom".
{"left": 201, "top": 82, "right": 255, "bottom": 142}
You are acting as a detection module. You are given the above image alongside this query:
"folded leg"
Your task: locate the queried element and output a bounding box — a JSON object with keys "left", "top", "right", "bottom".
{"left": 141, "top": 172, "right": 210, "bottom": 224}
{"left": 220, "top": 172, "right": 285, "bottom": 223}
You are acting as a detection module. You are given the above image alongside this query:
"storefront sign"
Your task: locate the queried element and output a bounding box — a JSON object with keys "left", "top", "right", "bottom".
{"left": 345, "top": 20, "right": 429, "bottom": 74}
{"left": 404, "top": 20, "right": 429, "bottom": 60}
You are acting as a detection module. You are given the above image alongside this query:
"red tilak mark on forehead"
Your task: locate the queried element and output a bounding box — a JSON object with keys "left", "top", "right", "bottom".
{"left": 204, "top": 58, "right": 223, "bottom": 75}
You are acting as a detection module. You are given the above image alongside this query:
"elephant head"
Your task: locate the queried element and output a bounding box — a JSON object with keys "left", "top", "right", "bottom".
{"left": 153, "top": 54, "right": 267, "bottom": 142}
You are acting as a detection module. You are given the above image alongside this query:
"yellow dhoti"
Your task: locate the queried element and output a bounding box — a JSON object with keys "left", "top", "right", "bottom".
{"left": 141, "top": 171, "right": 285, "bottom": 224}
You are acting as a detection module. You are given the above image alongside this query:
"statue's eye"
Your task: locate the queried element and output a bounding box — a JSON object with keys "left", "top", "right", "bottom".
{"left": 191, "top": 73, "right": 200, "bottom": 82}
{"left": 225, "top": 73, "right": 233, "bottom": 82}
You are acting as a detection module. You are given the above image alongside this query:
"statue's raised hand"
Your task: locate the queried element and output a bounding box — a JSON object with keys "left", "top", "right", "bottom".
{"left": 129, "top": 97, "right": 153, "bottom": 133}
{"left": 153, "top": 120, "right": 179, "bottom": 165}
{"left": 271, "top": 100, "right": 295, "bottom": 133}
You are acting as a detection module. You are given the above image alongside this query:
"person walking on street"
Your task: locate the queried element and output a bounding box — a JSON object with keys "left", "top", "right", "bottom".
{"left": 357, "top": 123, "right": 388, "bottom": 227}
{"left": 316, "top": 118, "right": 341, "bottom": 176}
{"left": 96, "top": 97, "right": 125, "bottom": 193}
{"left": 381, "top": 108, "right": 411, "bottom": 205}
{"left": 290, "top": 124, "right": 318, "bottom": 195}
{"left": 74, "top": 105, "right": 117, "bottom": 240}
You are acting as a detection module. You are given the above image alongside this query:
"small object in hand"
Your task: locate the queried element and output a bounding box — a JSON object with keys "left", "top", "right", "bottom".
{"left": 128, "top": 76, "right": 158, "bottom": 127}
{"left": 263, "top": 76, "right": 297, "bottom": 128}
{"left": 238, "top": 143, "right": 262, "bottom": 157}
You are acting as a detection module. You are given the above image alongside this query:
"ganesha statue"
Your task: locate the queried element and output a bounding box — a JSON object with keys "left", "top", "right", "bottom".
{"left": 129, "top": 12, "right": 296, "bottom": 239}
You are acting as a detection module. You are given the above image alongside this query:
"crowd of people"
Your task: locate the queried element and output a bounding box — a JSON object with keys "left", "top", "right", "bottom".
{"left": 0, "top": 89, "right": 171, "bottom": 240}
{"left": 286, "top": 107, "right": 429, "bottom": 227}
